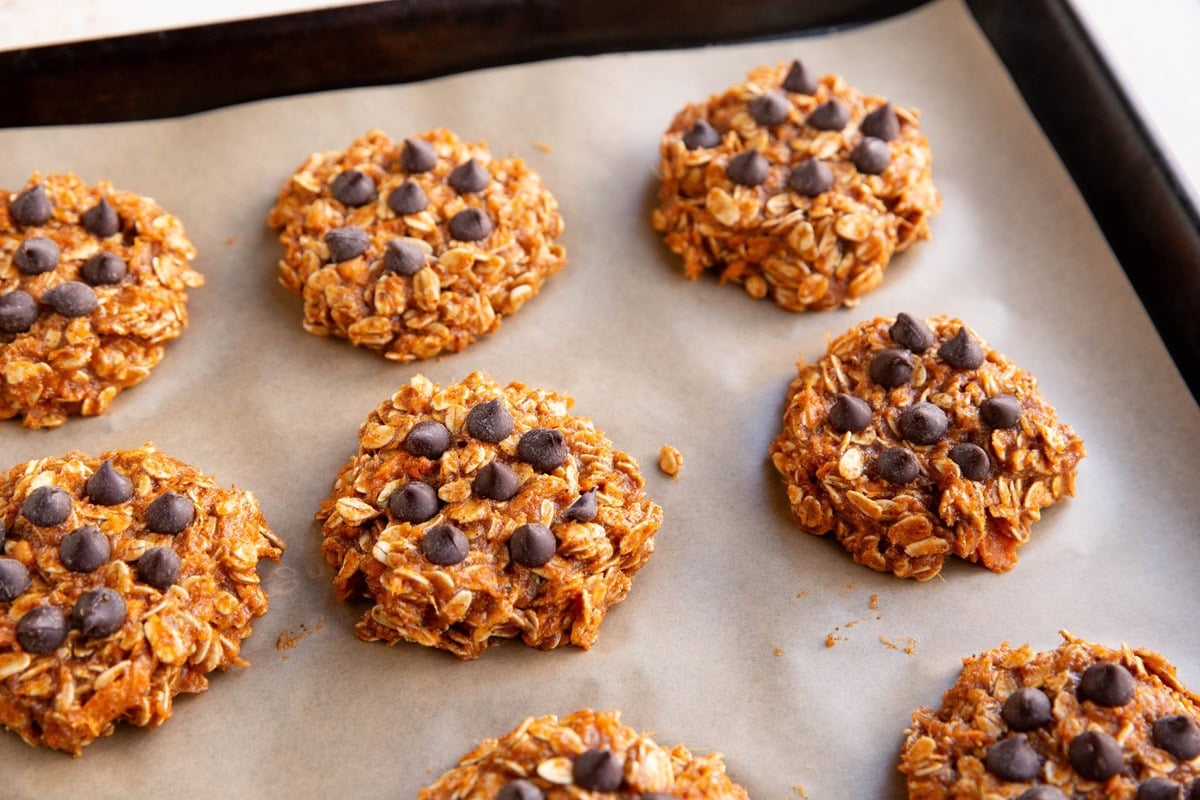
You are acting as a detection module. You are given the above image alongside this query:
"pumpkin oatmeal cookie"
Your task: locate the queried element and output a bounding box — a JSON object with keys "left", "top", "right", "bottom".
{"left": 420, "top": 708, "right": 749, "bottom": 798}
{"left": 770, "top": 314, "right": 1084, "bottom": 580}
{"left": 901, "top": 632, "right": 1200, "bottom": 799}
{"left": 317, "top": 372, "right": 662, "bottom": 659}
{"left": 651, "top": 59, "right": 940, "bottom": 310}
{"left": 0, "top": 173, "right": 202, "bottom": 428}
{"left": 267, "top": 128, "right": 567, "bottom": 361}
{"left": 0, "top": 445, "right": 283, "bottom": 755}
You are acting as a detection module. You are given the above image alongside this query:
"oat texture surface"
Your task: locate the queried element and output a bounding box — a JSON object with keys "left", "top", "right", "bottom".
{"left": 0, "top": 445, "right": 283, "bottom": 754}
{"left": 0, "top": 173, "right": 202, "bottom": 428}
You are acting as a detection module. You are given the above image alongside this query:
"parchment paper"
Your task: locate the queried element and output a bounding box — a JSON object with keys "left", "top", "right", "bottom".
{"left": 4, "top": 1, "right": 1200, "bottom": 797}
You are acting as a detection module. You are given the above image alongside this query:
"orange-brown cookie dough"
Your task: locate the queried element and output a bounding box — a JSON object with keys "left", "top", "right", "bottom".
{"left": 901, "top": 632, "right": 1200, "bottom": 799}
{"left": 419, "top": 709, "right": 750, "bottom": 798}
{"left": 651, "top": 59, "right": 940, "bottom": 311}
{"left": 0, "top": 445, "right": 283, "bottom": 754}
{"left": 0, "top": 173, "right": 202, "bottom": 428}
{"left": 770, "top": 314, "right": 1084, "bottom": 580}
{"left": 317, "top": 372, "right": 662, "bottom": 660}
{"left": 267, "top": 128, "right": 567, "bottom": 361}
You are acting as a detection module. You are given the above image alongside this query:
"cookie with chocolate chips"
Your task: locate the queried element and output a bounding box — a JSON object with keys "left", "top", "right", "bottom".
{"left": 0, "top": 445, "right": 283, "bottom": 754}
{"left": 317, "top": 372, "right": 662, "bottom": 659}
{"left": 652, "top": 59, "right": 941, "bottom": 310}
{"left": 419, "top": 709, "right": 749, "bottom": 798}
{"left": 901, "top": 632, "right": 1200, "bottom": 799}
{"left": 267, "top": 129, "right": 566, "bottom": 362}
{"left": 770, "top": 314, "right": 1084, "bottom": 580}
{"left": 0, "top": 173, "right": 203, "bottom": 428}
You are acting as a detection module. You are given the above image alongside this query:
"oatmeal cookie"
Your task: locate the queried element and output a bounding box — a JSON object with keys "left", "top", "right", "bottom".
{"left": 0, "top": 445, "right": 284, "bottom": 754}
{"left": 267, "top": 128, "right": 567, "bottom": 361}
{"left": 901, "top": 632, "right": 1200, "bottom": 799}
{"left": 0, "top": 173, "right": 203, "bottom": 428}
{"left": 770, "top": 314, "right": 1084, "bottom": 580}
{"left": 420, "top": 708, "right": 749, "bottom": 798}
{"left": 317, "top": 372, "right": 662, "bottom": 660}
{"left": 651, "top": 59, "right": 940, "bottom": 310}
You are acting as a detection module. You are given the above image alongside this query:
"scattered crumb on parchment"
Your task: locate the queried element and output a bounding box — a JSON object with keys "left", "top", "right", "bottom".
{"left": 869, "top": 593, "right": 879, "bottom": 611}
{"left": 825, "top": 632, "right": 846, "bottom": 648}
{"left": 792, "top": 785, "right": 810, "bottom": 799}
{"left": 533, "top": 140, "right": 552, "bottom": 153}
{"left": 774, "top": 647, "right": 784, "bottom": 657}
{"left": 796, "top": 588, "right": 811, "bottom": 599}
{"left": 879, "top": 635, "right": 918, "bottom": 655}
{"left": 277, "top": 618, "right": 324, "bottom": 651}
{"left": 658, "top": 444, "right": 683, "bottom": 478}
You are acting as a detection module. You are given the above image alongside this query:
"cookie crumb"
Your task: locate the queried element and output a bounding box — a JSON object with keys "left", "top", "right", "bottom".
{"left": 792, "top": 786, "right": 810, "bottom": 799}
{"left": 825, "top": 632, "right": 845, "bottom": 648}
{"left": 796, "top": 588, "right": 811, "bottom": 599}
{"left": 880, "top": 634, "right": 918, "bottom": 655}
{"left": 658, "top": 444, "right": 683, "bottom": 478}
{"left": 533, "top": 140, "right": 552, "bottom": 153}
{"left": 869, "top": 593, "right": 879, "bottom": 611}
{"left": 276, "top": 618, "right": 324, "bottom": 651}
{"left": 774, "top": 647, "right": 784, "bottom": 657}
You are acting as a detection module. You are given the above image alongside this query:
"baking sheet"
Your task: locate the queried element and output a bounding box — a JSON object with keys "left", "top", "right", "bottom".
{"left": 4, "top": 0, "right": 1200, "bottom": 796}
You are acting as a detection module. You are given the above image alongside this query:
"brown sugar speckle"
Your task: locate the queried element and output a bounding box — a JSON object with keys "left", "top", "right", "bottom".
{"left": 276, "top": 618, "right": 324, "bottom": 651}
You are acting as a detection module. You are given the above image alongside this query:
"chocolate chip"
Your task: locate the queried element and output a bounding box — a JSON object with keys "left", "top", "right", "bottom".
{"left": 1002, "top": 687, "right": 1052, "bottom": 731}
{"left": 1139, "top": 778, "right": 1184, "bottom": 800}
{"left": 384, "top": 239, "right": 427, "bottom": 276}
{"left": 1017, "top": 789, "right": 1067, "bottom": 800}
{"left": 829, "top": 393, "right": 871, "bottom": 433}
{"left": 146, "top": 492, "right": 195, "bottom": 534}
{"left": 473, "top": 461, "right": 519, "bottom": 502}
{"left": 517, "top": 428, "right": 568, "bottom": 473}
{"left": 466, "top": 398, "right": 514, "bottom": 442}
{"left": 0, "top": 557, "right": 31, "bottom": 602}
{"left": 900, "top": 403, "right": 949, "bottom": 445}
{"left": 497, "top": 780, "right": 544, "bottom": 800}
{"left": 564, "top": 489, "right": 597, "bottom": 522}
{"left": 949, "top": 443, "right": 990, "bottom": 481}
{"left": 448, "top": 208, "right": 494, "bottom": 242}
{"left": 449, "top": 159, "right": 490, "bottom": 194}
{"left": 985, "top": 734, "right": 1040, "bottom": 782}
{"left": 808, "top": 99, "right": 849, "bottom": 131}
{"left": 16, "top": 605, "right": 68, "bottom": 654}
{"left": 981, "top": 395, "right": 1022, "bottom": 429}
{"left": 788, "top": 159, "right": 833, "bottom": 197}
{"left": 10, "top": 184, "right": 52, "bottom": 226}
{"left": 682, "top": 120, "right": 720, "bottom": 150}
{"left": 939, "top": 328, "right": 984, "bottom": 369}
{"left": 14, "top": 236, "right": 60, "bottom": 274}
{"left": 1078, "top": 662, "right": 1136, "bottom": 707}
{"left": 59, "top": 525, "right": 110, "bottom": 573}
{"left": 325, "top": 226, "right": 370, "bottom": 262}
{"left": 750, "top": 92, "right": 790, "bottom": 126}
{"left": 1153, "top": 715, "right": 1200, "bottom": 761}
{"left": 21, "top": 485, "right": 72, "bottom": 527}
{"left": 878, "top": 447, "right": 919, "bottom": 484}
{"left": 1068, "top": 730, "right": 1124, "bottom": 781}
{"left": 86, "top": 460, "right": 134, "bottom": 506}
{"left": 890, "top": 313, "right": 934, "bottom": 353}
{"left": 509, "top": 523, "right": 556, "bottom": 567}
{"left": 401, "top": 138, "right": 437, "bottom": 173}
{"left": 851, "top": 137, "right": 891, "bottom": 175}
{"left": 1192, "top": 780, "right": 1200, "bottom": 800}
{"left": 0, "top": 291, "right": 38, "bottom": 334}
{"left": 869, "top": 348, "right": 913, "bottom": 388}
{"left": 388, "top": 179, "right": 429, "bottom": 215}
{"left": 82, "top": 197, "right": 120, "bottom": 237}
{"left": 388, "top": 481, "right": 439, "bottom": 524}
{"left": 861, "top": 102, "right": 900, "bottom": 141}
{"left": 137, "top": 546, "right": 181, "bottom": 590}
{"left": 404, "top": 420, "right": 452, "bottom": 459}
{"left": 574, "top": 748, "right": 623, "bottom": 791}
{"left": 782, "top": 59, "right": 818, "bottom": 94}
{"left": 726, "top": 149, "right": 770, "bottom": 187}
{"left": 71, "top": 587, "right": 126, "bottom": 638}
{"left": 80, "top": 251, "right": 128, "bottom": 285}
{"left": 44, "top": 281, "right": 99, "bottom": 317}
{"left": 421, "top": 524, "right": 469, "bottom": 566}
{"left": 331, "top": 169, "right": 376, "bottom": 206}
